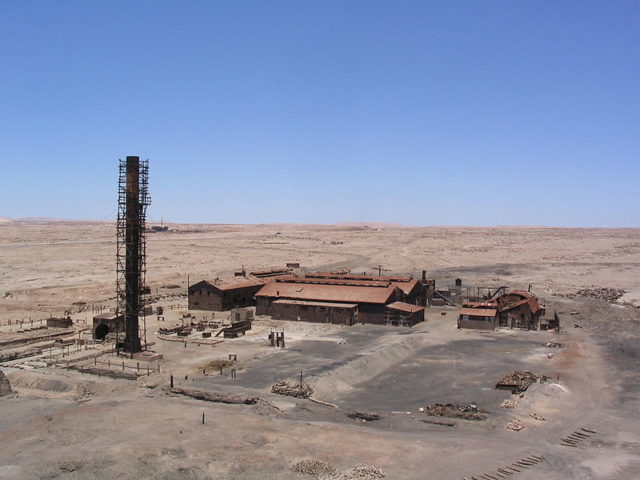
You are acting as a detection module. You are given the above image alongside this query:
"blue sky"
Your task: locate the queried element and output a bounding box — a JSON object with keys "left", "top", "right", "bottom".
{"left": 1, "top": 1, "right": 638, "bottom": 226}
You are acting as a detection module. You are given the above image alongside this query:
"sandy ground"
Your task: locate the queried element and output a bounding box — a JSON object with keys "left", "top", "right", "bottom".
{"left": 0, "top": 221, "right": 639, "bottom": 479}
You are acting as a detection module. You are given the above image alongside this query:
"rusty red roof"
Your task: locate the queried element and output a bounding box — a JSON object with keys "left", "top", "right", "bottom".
{"left": 272, "top": 299, "right": 358, "bottom": 309}
{"left": 393, "top": 279, "right": 419, "bottom": 296}
{"left": 386, "top": 302, "right": 424, "bottom": 313}
{"left": 498, "top": 290, "right": 541, "bottom": 313}
{"left": 195, "top": 276, "right": 264, "bottom": 292}
{"left": 306, "top": 272, "right": 413, "bottom": 282}
{"left": 459, "top": 307, "right": 498, "bottom": 317}
{"left": 256, "top": 281, "right": 398, "bottom": 304}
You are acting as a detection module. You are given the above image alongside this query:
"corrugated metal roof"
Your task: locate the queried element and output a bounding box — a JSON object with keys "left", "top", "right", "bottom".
{"left": 277, "top": 276, "right": 391, "bottom": 288}
{"left": 306, "top": 272, "right": 413, "bottom": 282}
{"left": 459, "top": 307, "right": 497, "bottom": 317}
{"left": 393, "top": 279, "right": 419, "bottom": 295}
{"left": 256, "top": 281, "right": 398, "bottom": 304}
{"left": 386, "top": 301, "right": 424, "bottom": 313}
{"left": 498, "top": 291, "right": 541, "bottom": 313}
{"left": 196, "top": 276, "right": 264, "bottom": 292}
{"left": 272, "top": 299, "right": 358, "bottom": 309}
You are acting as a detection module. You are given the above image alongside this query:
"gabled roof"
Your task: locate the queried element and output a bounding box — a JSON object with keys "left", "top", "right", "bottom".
{"left": 256, "top": 281, "right": 398, "bottom": 304}
{"left": 386, "top": 301, "right": 424, "bottom": 313}
{"left": 393, "top": 279, "right": 419, "bottom": 296}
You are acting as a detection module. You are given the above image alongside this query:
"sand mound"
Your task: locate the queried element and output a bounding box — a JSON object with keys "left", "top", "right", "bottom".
{"left": 309, "top": 334, "right": 425, "bottom": 398}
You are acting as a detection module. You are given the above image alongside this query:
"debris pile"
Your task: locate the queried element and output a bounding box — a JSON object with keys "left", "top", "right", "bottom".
{"left": 562, "top": 288, "right": 625, "bottom": 302}
{"left": 271, "top": 380, "right": 313, "bottom": 398}
{"left": 530, "top": 412, "right": 546, "bottom": 421}
{"left": 343, "top": 465, "right": 385, "bottom": 479}
{"left": 500, "top": 397, "right": 519, "bottom": 409}
{"left": 347, "top": 411, "right": 381, "bottom": 422}
{"left": 545, "top": 342, "right": 565, "bottom": 348}
{"left": 496, "top": 371, "right": 539, "bottom": 393}
{"left": 506, "top": 419, "right": 525, "bottom": 431}
{"left": 419, "top": 403, "right": 488, "bottom": 420}
{"left": 292, "top": 459, "right": 337, "bottom": 477}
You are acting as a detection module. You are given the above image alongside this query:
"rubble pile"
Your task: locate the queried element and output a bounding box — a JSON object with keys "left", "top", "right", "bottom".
{"left": 271, "top": 380, "right": 313, "bottom": 398}
{"left": 496, "top": 371, "right": 539, "bottom": 393}
{"left": 506, "top": 419, "right": 525, "bottom": 431}
{"left": 544, "top": 342, "right": 565, "bottom": 348}
{"left": 500, "top": 397, "right": 519, "bottom": 409}
{"left": 419, "top": 403, "right": 488, "bottom": 420}
{"left": 562, "top": 287, "right": 625, "bottom": 302}
{"left": 343, "top": 465, "right": 386, "bottom": 479}
{"left": 292, "top": 459, "right": 337, "bottom": 477}
{"left": 530, "top": 412, "right": 546, "bottom": 421}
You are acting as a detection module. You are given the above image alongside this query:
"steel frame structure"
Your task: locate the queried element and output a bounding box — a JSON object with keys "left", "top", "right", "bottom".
{"left": 116, "top": 157, "right": 150, "bottom": 354}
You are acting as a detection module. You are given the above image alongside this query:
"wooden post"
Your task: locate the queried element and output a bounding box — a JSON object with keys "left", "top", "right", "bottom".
{"left": 170, "top": 374, "right": 174, "bottom": 388}
{"left": 202, "top": 412, "right": 205, "bottom": 424}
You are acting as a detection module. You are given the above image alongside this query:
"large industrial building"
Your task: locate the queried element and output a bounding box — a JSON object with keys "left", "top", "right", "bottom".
{"left": 188, "top": 269, "right": 429, "bottom": 326}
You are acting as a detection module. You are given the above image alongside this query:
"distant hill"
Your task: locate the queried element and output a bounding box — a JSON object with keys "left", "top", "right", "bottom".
{"left": 0, "top": 217, "right": 12, "bottom": 223}
{"left": 336, "top": 221, "right": 406, "bottom": 229}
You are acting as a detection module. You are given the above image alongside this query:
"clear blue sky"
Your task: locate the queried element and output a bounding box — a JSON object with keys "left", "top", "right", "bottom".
{"left": 1, "top": 1, "right": 638, "bottom": 226}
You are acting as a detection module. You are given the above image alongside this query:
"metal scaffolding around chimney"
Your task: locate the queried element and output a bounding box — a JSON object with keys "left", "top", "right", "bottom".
{"left": 116, "top": 157, "right": 150, "bottom": 354}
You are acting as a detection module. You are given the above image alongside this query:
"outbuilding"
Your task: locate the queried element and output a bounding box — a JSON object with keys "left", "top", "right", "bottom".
{"left": 92, "top": 312, "right": 124, "bottom": 340}
{"left": 384, "top": 302, "right": 425, "bottom": 327}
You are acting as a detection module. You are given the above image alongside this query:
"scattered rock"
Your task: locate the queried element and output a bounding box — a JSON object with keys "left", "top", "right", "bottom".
{"left": 530, "top": 412, "right": 546, "bottom": 421}
{"left": 544, "top": 342, "right": 565, "bottom": 348}
{"left": 506, "top": 419, "right": 525, "bottom": 431}
{"left": 58, "top": 460, "right": 83, "bottom": 472}
{"left": 561, "top": 287, "right": 625, "bottom": 302}
{"left": 500, "top": 397, "right": 519, "bottom": 409}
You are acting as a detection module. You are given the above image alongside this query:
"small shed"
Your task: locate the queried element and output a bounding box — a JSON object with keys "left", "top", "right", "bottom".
{"left": 385, "top": 302, "right": 425, "bottom": 327}
{"left": 271, "top": 299, "right": 358, "bottom": 325}
{"left": 47, "top": 317, "right": 73, "bottom": 328}
{"left": 92, "top": 312, "right": 124, "bottom": 340}
{"left": 457, "top": 307, "right": 498, "bottom": 330}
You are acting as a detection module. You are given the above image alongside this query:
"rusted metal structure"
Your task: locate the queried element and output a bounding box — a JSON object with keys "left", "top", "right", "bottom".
{"left": 457, "top": 290, "right": 545, "bottom": 331}
{"left": 116, "top": 156, "right": 150, "bottom": 354}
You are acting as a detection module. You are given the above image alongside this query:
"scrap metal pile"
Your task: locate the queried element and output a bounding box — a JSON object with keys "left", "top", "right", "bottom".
{"left": 562, "top": 287, "right": 625, "bottom": 302}
{"left": 419, "top": 403, "right": 489, "bottom": 421}
{"left": 496, "top": 371, "right": 539, "bottom": 393}
{"left": 271, "top": 380, "right": 313, "bottom": 398}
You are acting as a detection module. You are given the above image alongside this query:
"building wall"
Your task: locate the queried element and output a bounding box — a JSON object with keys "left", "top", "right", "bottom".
{"left": 458, "top": 316, "right": 497, "bottom": 330}
{"left": 357, "top": 304, "right": 386, "bottom": 324}
{"left": 189, "top": 284, "right": 261, "bottom": 311}
{"left": 271, "top": 303, "right": 356, "bottom": 325}
{"left": 385, "top": 310, "right": 423, "bottom": 327}
{"left": 498, "top": 305, "right": 539, "bottom": 330}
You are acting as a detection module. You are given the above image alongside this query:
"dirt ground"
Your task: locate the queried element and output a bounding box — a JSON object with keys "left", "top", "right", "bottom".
{"left": 1, "top": 221, "right": 639, "bottom": 479}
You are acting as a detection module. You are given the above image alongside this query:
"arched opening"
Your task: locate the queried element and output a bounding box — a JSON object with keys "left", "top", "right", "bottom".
{"left": 95, "top": 323, "right": 109, "bottom": 340}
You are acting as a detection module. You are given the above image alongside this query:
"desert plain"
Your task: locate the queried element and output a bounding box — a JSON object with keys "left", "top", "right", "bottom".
{"left": 1, "top": 220, "right": 639, "bottom": 479}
